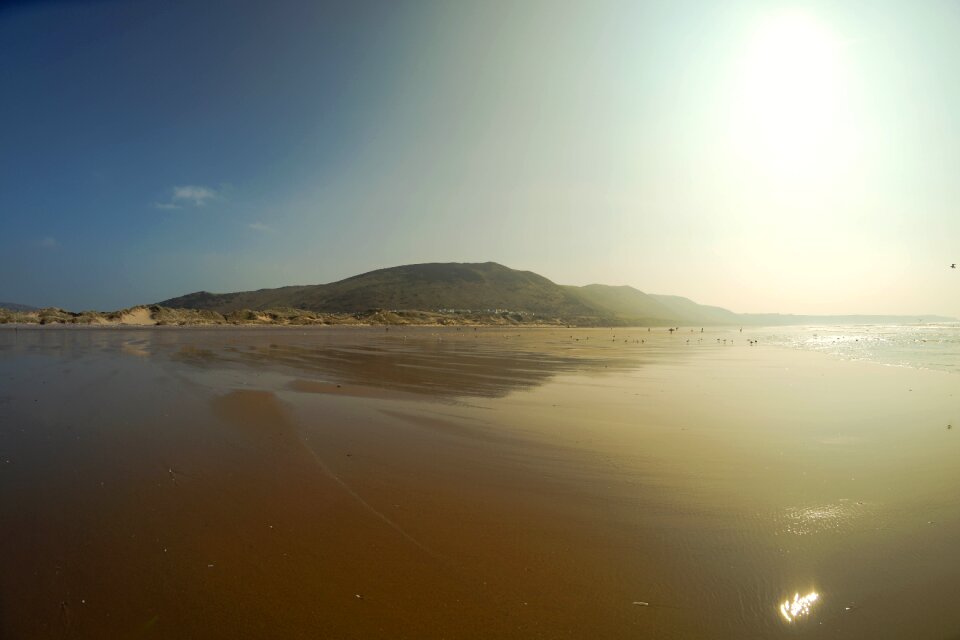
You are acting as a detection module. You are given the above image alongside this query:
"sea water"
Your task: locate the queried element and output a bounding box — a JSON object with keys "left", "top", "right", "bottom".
{"left": 753, "top": 323, "right": 960, "bottom": 374}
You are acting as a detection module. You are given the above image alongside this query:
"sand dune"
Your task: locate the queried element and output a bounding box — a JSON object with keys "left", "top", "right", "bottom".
{"left": 119, "top": 307, "right": 155, "bottom": 325}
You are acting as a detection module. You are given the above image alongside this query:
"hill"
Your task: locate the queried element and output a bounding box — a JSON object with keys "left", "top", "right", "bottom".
{"left": 161, "top": 262, "right": 604, "bottom": 320}
{"left": 0, "top": 301, "right": 39, "bottom": 312}
{"left": 565, "top": 284, "right": 678, "bottom": 325}
{"left": 155, "top": 261, "right": 955, "bottom": 327}
{"left": 647, "top": 294, "right": 742, "bottom": 326}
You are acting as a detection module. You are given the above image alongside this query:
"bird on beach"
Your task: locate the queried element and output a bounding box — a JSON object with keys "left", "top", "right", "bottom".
{"left": 952, "top": 263, "right": 956, "bottom": 269}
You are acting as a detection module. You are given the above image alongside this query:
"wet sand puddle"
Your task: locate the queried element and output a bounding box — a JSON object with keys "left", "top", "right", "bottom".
{"left": 2, "top": 326, "right": 960, "bottom": 638}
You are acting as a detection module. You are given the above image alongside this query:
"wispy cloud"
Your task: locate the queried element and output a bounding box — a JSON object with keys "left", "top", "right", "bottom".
{"left": 39, "top": 236, "right": 59, "bottom": 249}
{"left": 154, "top": 184, "right": 220, "bottom": 209}
{"left": 172, "top": 185, "right": 217, "bottom": 206}
{"left": 247, "top": 221, "right": 273, "bottom": 233}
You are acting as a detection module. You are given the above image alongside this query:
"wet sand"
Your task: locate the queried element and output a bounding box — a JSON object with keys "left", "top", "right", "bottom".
{"left": 1, "top": 326, "right": 959, "bottom": 638}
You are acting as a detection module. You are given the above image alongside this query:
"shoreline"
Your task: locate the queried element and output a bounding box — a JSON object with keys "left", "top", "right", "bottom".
{"left": 0, "top": 304, "right": 631, "bottom": 328}
{"left": 6, "top": 305, "right": 954, "bottom": 329}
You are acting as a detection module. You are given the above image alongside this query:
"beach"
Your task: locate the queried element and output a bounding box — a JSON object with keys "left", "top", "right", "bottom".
{"left": 1, "top": 326, "right": 958, "bottom": 638}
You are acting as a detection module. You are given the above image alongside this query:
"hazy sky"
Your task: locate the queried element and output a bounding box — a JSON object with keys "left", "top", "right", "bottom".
{"left": 3, "top": 0, "right": 960, "bottom": 316}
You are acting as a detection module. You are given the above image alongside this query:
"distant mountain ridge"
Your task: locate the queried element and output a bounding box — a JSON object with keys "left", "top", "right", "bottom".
{"left": 157, "top": 261, "right": 955, "bottom": 326}
{"left": 0, "top": 301, "right": 39, "bottom": 312}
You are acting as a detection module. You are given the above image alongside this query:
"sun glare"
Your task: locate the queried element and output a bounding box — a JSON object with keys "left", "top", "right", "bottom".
{"left": 730, "top": 11, "right": 856, "bottom": 181}
{"left": 779, "top": 591, "right": 820, "bottom": 623}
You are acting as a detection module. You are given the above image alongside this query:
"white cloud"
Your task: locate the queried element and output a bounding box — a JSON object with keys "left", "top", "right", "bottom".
{"left": 39, "top": 236, "right": 59, "bottom": 249}
{"left": 248, "top": 222, "right": 273, "bottom": 233}
{"left": 154, "top": 184, "right": 219, "bottom": 209}
{"left": 172, "top": 185, "right": 218, "bottom": 206}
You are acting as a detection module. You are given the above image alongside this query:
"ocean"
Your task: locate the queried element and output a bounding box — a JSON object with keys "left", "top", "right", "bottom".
{"left": 753, "top": 323, "right": 960, "bottom": 374}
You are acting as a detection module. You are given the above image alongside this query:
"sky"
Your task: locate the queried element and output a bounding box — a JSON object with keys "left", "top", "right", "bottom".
{"left": 2, "top": 0, "right": 960, "bottom": 316}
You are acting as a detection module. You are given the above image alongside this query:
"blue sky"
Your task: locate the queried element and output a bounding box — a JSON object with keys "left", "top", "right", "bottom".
{"left": 3, "top": 0, "right": 960, "bottom": 315}
{"left": 2, "top": 0, "right": 410, "bottom": 308}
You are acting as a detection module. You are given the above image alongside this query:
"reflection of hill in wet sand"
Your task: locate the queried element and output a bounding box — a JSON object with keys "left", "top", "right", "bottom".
{"left": 243, "top": 343, "right": 599, "bottom": 399}
{"left": 172, "top": 332, "right": 637, "bottom": 399}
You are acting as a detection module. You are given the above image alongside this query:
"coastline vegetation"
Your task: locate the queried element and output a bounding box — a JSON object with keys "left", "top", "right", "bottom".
{"left": 0, "top": 305, "right": 587, "bottom": 327}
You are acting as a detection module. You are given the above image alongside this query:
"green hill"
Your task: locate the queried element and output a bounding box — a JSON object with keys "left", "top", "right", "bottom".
{"left": 160, "top": 261, "right": 708, "bottom": 324}
{"left": 157, "top": 261, "right": 953, "bottom": 327}
{"left": 565, "top": 284, "right": 678, "bottom": 324}
{"left": 160, "top": 262, "right": 604, "bottom": 319}
{"left": 647, "top": 294, "right": 742, "bottom": 326}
